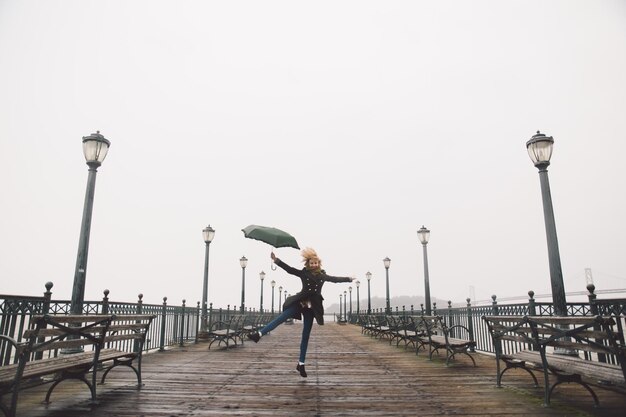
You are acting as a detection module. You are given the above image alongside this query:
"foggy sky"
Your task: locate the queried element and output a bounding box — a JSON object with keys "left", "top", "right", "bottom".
{"left": 1, "top": 0, "right": 625, "bottom": 310}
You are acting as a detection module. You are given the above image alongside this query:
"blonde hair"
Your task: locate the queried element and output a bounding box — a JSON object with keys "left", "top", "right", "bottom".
{"left": 301, "top": 247, "right": 322, "bottom": 267}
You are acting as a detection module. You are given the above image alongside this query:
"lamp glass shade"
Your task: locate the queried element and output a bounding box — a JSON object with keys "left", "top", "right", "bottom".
{"left": 260, "top": 271, "right": 265, "bottom": 281}
{"left": 356, "top": 280, "right": 360, "bottom": 288}
{"left": 526, "top": 131, "right": 554, "bottom": 166}
{"left": 417, "top": 226, "right": 430, "bottom": 244}
{"left": 240, "top": 256, "right": 248, "bottom": 268}
{"left": 202, "top": 225, "right": 215, "bottom": 243}
{"left": 271, "top": 280, "right": 276, "bottom": 287}
{"left": 82, "top": 132, "right": 110, "bottom": 164}
{"left": 383, "top": 257, "right": 391, "bottom": 268}
{"left": 366, "top": 271, "right": 372, "bottom": 281}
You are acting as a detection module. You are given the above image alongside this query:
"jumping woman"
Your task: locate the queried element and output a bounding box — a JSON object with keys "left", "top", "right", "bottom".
{"left": 247, "top": 248, "right": 354, "bottom": 377}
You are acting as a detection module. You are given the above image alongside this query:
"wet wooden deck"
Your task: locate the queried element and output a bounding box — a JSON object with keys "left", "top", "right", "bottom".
{"left": 12, "top": 322, "right": 626, "bottom": 416}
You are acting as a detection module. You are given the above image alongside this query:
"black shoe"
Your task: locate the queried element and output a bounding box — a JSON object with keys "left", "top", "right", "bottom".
{"left": 247, "top": 332, "right": 260, "bottom": 343}
{"left": 296, "top": 364, "right": 307, "bottom": 378}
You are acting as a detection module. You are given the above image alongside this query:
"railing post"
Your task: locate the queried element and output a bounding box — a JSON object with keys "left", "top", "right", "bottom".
{"left": 137, "top": 293, "right": 143, "bottom": 315}
{"left": 466, "top": 298, "right": 475, "bottom": 352}
{"left": 209, "top": 303, "right": 214, "bottom": 330}
{"left": 35, "top": 282, "right": 54, "bottom": 360}
{"left": 528, "top": 290, "right": 536, "bottom": 316}
{"left": 135, "top": 294, "right": 143, "bottom": 352}
{"left": 179, "top": 299, "right": 186, "bottom": 347}
{"left": 420, "top": 303, "right": 424, "bottom": 315}
{"left": 491, "top": 295, "right": 499, "bottom": 315}
{"left": 402, "top": 305, "right": 406, "bottom": 317}
{"left": 42, "top": 282, "right": 53, "bottom": 315}
{"left": 587, "top": 284, "right": 606, "bottom": 363}
{"left": 587, "top": 284, "right": 598, "bottom": 315}
{"left": 195, "top": 301, "right": 200, "bottom": 343}
{"left": 432, "top": 302, "right": 437, "bottom": 316}
{"left": 410, "top": 305, "right": 414, "bottom": 315}
{"left": 159, "top": 297, "right": 167, "bottom": 352}
{"left": 447, "top": 300, "right": 454, "bottom": 338}
{"left": 101, "top": 289, "right": 109, "bottom": 314}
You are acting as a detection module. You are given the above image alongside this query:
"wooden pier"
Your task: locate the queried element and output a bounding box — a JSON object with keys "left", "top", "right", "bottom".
{"left": 13, "top": 322, "right": 626, "bottom": 416}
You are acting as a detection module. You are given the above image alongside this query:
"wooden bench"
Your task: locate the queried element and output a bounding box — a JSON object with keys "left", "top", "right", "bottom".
{"left": 98, "top": 314, "right": 156, "bottom": 386}
{"left": 0, "top": 313, "right": 155, "bottom": 417}
{"left": 207, "top": 314, "right": 246, "bottom": 349}
{"left": 414, "top": 315, "right": 476, "bottom": 366}
{"left": 482, "top": 315, "right": 626, "bottom": 406}
{"left": 385, "top": 315, "right": 418, "bottom": 349}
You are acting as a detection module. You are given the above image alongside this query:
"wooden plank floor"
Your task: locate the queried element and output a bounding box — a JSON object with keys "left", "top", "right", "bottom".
{"left": 12, "top": 322, "right": 626, "bottom": 416}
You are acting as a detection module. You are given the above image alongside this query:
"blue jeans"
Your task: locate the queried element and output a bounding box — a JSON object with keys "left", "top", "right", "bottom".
{"left": 259, "top": 304, "right": 314, "bottom": 363}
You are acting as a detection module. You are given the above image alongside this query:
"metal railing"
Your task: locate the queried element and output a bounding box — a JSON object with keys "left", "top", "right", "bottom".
{"left": 350, "top": 285, "right": 626, "bottom": 358}
{"left": 0, "top": 282, "right": 277, "bottom": 366}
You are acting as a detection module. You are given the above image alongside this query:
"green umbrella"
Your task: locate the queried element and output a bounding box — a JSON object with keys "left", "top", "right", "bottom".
{"left": 241, "top": 225, "right": 301, "bottom": 250}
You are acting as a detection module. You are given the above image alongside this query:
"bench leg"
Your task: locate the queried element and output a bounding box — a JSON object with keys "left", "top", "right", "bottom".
{"left": 548, "top": 379, "right": 600, "bottom": 408}
{"left": 498, "top": 365, "right": 539, "bottom": 388}
{"left": 446, "top": 351, "right": 476, "bottom": 367}
{"left": 45, "top": 374, "right": 96, "bottom": 404}
{"left": 101, "top": 358, "right": 143, "bottom": 388}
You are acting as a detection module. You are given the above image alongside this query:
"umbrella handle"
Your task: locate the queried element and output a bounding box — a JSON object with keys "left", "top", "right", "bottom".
{"left": 270, "top": 247, "right": 277, "bottom": 270}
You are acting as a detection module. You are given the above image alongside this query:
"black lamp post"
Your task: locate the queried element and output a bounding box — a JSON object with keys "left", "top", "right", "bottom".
{"left": 278, "top": 285, "right": 283, "bottom": 312}
{"left": 240, "top": 256, "right": 248, "bottom": 312}
{"left": 348, "top": 286, "right": 352, "bottom": 319}
{"left": 366, "top": 271, "right": 372, "bottom": 314}
{"left": 355, "top": 280, "right": 360, "bottom": 314}
{"left": 200, "top": 225, "right": 215, "bottom": 334}
{"left": 343, "top": 290, "right": 347, "bottom": 321}
{"left": 271, "top": 280, "right": 276, "bottom": 314}
{"left": 70, "top": 131, "right": 110, "bottom": 316}
{"left": 259, "top": 271, "right": 265, "bottom": 312}
{"left": 417, "top": 225, "right": 432, "bottom": 315}
{"left": 383, "top": 257, "right": 391, "bottom": 313}
{"left": 526, "top": 131, "right": 567, "bottom": 317}
{"left": 339, "top": 293, "right": 343, "bottom": 321}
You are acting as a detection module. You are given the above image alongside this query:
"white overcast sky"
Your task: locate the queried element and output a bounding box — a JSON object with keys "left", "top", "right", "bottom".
{"left": 1, "top": 0, "right": 625, "bottom": 310}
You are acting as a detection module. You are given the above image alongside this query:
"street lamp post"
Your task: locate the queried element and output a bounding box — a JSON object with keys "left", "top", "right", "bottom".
{"left": 70, "top": 131, "right": 111, "bottom": 316}
{"left": 366, "top": 272, "right": 372, "bottom": 314}
{"left": 259, "top": 271, "right": 265, "bottom": 312}
{"left": 526, "top": 131, "right": 567, "bottom": 317}
{"left": 348, "top": 286, "right": 352, "bottom": 320}
{"left": 200, "top": 225, "right": 215, "bottom": 334}
{"left": 240, "top": 256, "right": 248, "bottom": 312}
{"left": 278, "top": 286, "right": 283, "bottom": 312}
{"left": 271, "top": 280, "right": 276, "bottom": 314}
{"left": 343, "top": 290, "right": 347, "bottom": 321}
{"left": 339, "top": 294, "right": 343, "bottom": 321}
{"left": 417, "top": 225, "right": 432, "bottom": 315}
{"left": 383, "top": 257, "right": 391, "bottom": 313}
{"left": 355, "top": 281, "right": 360, "bottom": 314}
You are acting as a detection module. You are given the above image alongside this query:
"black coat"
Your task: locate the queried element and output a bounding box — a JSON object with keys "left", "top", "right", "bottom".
{"left": 275, "top": 258, "right": 351, "bottom": 325}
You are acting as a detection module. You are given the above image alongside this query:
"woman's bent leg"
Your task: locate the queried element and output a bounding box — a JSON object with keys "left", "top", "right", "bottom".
{"left": 299, "top": 309, "right": 314, "bottom": 364}
{"left": 260, "top": 304, "right": 299, "bottom": 335}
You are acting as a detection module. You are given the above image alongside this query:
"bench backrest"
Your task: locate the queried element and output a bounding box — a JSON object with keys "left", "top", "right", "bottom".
{"left": 483, "top": 315, "right": 626, "bottom": 376}
{"left": 104, "top": 314, "right": 156, "bottom": 352}
{"left": 416, "top": 315, "right": 447, "bottom": 338}
{"left": 23, "top": 314, "right": 115, "bottom": 358}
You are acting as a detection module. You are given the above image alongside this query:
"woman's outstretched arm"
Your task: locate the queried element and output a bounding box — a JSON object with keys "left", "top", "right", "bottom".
{"left": 271, "top": 252, "right": 302, "bottom": 277}
{"left": 323, "top": 273, "right": 355, "bottom": 283}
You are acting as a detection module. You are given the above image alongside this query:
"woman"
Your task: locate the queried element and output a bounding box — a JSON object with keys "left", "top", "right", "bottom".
{"left": 247, "top": 248, "right": 354, "bottom": 377}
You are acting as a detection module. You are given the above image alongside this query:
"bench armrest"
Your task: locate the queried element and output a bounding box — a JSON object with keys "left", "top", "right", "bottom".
{"left": 0, "top": 334, "right": 26, "bottom": 358}
{"left": 447, "top": 324, "right": 470, "bottom": 334}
